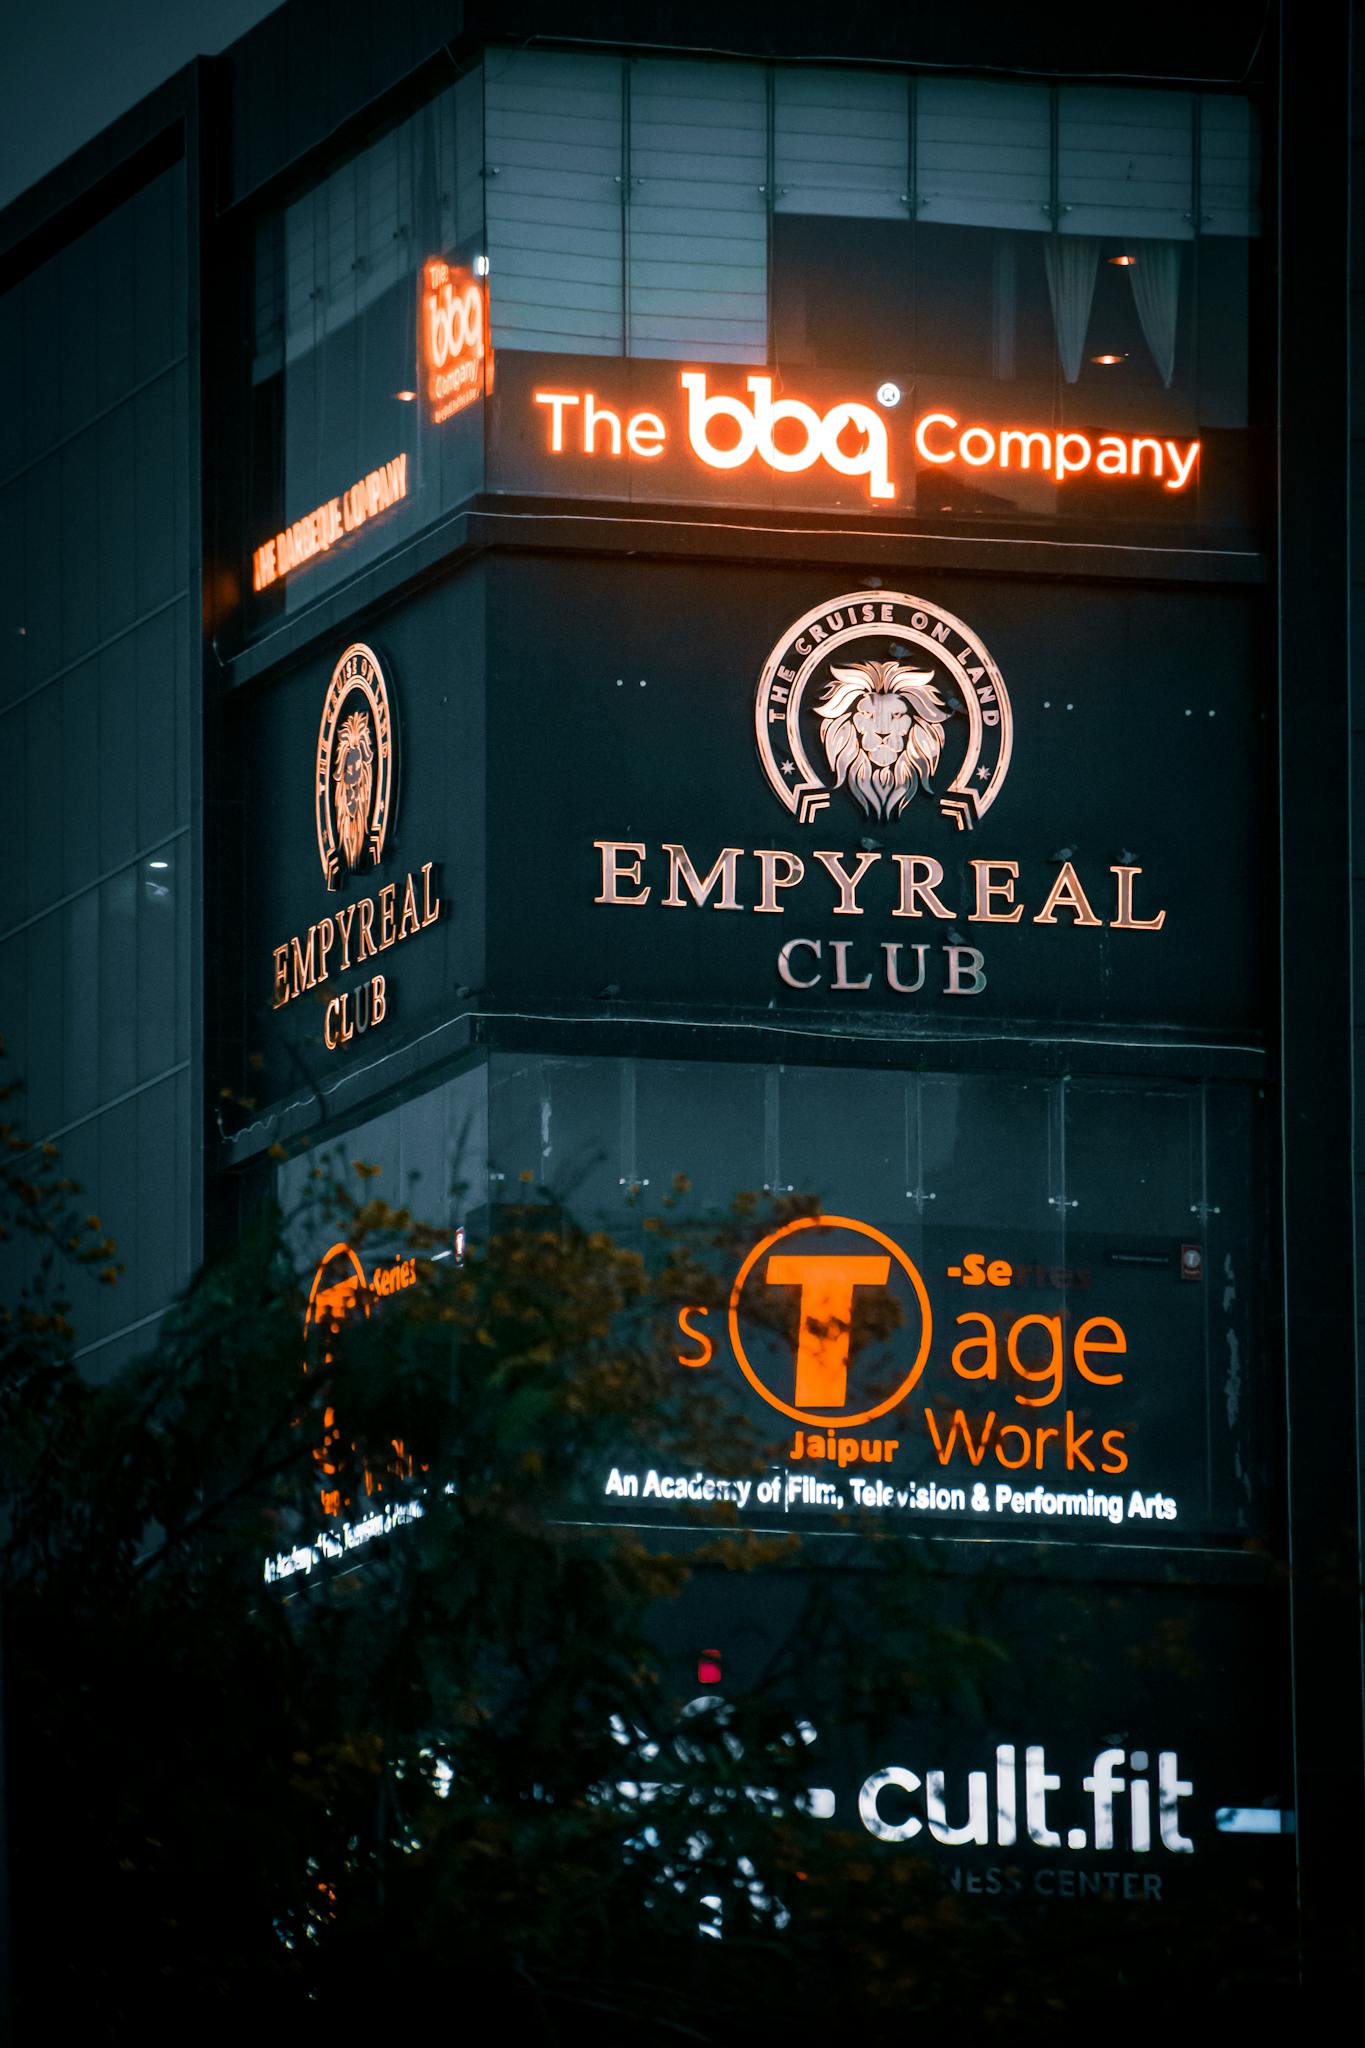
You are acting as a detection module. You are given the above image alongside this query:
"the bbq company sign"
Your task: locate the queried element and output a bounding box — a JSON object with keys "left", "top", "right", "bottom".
{"left": 533, "top": 375, "right": 1200, "bottom": 503}
{"left": 270, "top": 644, "right": 442, "bottom": 1050}
{"left": 592, "top": 591, "right": 1165, "bottom": 1002}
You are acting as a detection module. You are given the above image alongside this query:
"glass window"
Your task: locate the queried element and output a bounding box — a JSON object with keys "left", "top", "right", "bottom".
{"left": 625, "top": 60, "right": 767, "bottom": 363}
{"left": 241, "top": 69, "right": 486, "bottom": 631}
{"left": 484, "top": 49, "right": 624, "bottom": 353}
{"left": 481, "top": 56, "right": 1261, "bottom": 540}
{"left": 470, "top": 1051, "right": 1265, "bottom": 1546}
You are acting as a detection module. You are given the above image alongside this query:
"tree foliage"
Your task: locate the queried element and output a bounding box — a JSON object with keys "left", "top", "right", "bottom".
{"left": 0, "top": 1058, "right": 1304, "bottom": 2037}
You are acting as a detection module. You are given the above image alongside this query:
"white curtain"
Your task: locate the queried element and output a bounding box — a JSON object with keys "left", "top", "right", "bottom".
{"left": 1043, "top": 236, "right": 1100, "bottom": 383}
{"left": 1128, "top": 241, "right": 1182, "bottom": 387}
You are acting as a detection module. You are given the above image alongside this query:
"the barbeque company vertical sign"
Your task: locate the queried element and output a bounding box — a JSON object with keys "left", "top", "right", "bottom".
{"left": 591, "top": 590, "right": 1168, "bottom": 1001}
{"left": 270, "top": 643, "right": 442, "bottom": 1050}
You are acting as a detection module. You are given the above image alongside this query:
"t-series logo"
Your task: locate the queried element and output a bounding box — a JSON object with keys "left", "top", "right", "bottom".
{"left": 859, "top": 1743, "right": 1194, "bottom": 1855}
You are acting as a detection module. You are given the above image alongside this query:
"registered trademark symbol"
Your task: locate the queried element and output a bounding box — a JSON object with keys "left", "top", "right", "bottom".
{"left": 875, "top": 382, "right": 902, "bottom": 407}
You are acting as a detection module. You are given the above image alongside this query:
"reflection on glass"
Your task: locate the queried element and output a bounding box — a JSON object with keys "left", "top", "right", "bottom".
{"left": 469, "top": 1052, "right": 1264, "bottom": 1543}
{"left": 245, "top": 70, "right": 485, "bottom": 626}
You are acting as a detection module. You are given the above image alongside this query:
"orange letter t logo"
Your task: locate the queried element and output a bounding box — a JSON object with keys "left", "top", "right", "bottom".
{"left": 764, "top": 1255, "right": 891, "bottom": 1408}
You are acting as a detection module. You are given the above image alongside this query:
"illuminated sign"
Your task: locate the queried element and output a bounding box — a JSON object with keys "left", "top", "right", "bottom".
{"left": 270, "top": 645, "right": 442, "bottom": 1051}
{"left": 302, "top": 1239, "right": 420, "bottom": 1522}
{"left": 597, "top": 1208, "right": 1207, "bottom": 1542}
{"left": 858, "top": 1743, "right": 1193, "bottom": 1856}
{"left": 914, "top": 412, "right": 1199, "bottom": 492}
{"left": 590, "top": 589, "right": 1164, "bottom": 1005}
{"left": 531, "top": 373, "right": 1198, "bottom": 504}
{"left": 316, "top": 643, "right": 394, "bottom": 886}
{"left": 422, "top": 257, "right": 490, "bottom": 423}
{"left": 754, "top": 590, "right": 1011, "bottom": 829}
{"left": 251, "top": 453, "right": 409, "bottom": 593}
{"left": 727, "top": 1214, "right": 932, "bottom": 1431}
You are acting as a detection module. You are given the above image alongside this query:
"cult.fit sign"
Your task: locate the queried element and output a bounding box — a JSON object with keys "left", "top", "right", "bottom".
{"left": 532, "top": 373, "right": 1200, "bottom": 504}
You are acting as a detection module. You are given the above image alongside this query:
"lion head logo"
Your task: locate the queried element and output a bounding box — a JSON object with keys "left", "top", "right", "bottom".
{"left": 816, "top": 660, "right": 950, "bottom": 821}
{"left": 333, "top": 709, "right": 374, "bottom": 870}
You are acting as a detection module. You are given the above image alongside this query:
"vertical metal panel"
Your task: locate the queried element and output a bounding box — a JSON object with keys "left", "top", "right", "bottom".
{"left": 0, "top": 481, "right": 22, "bottom": 707}
{"left": 626, "top": 58, "right": 768, "bottom": 362}
{"left": 95, "top": 400, "right": 138, "bottom": 644}
{"left": 916, "top": 77, "right": 1051, "bottom": 231}
{"left": 1200, "top": 94, "right": 1262, "bottom": 236}
{"left": 133, "top": 378, "right": 176, "bottom": 613}
{"left": 135, "top": 605, "right": 179, "bottom": 847}
{"left": 98, "top": 867, "right": 137, "bottom": 1103}
{"left": 1058, "top": 86, "right": 1195, "bottom": 240}
{"left": 95, "top": 189, "right": 136, "bottom": 410}
{"left": 22, "top": 914, "right": 59, "bottom": 1135}
{"left": 485, "top": 48, "right": 626, "bottom": 354}
{"left": 65, "top": 887, "right": 101, "bottom": 1120}
{"left": 133, "top": 1073, "right": 177, "bottom": 1322}
{"left": 774, "top": 67, "right": 908, "bottom": 220}
{"left": 137, "top": 848, "right": 179, "bottom": 1078}
{"left": 22, "top": 682, "right": 62, "bottom": 917}
{"left": 1278, "top": 0, "right": 1363, "bottom": 1985}
{"left": 0, "top": 928, "right": 26, "bottom": 1094}
{"left": 60, "top": 438, "right": 99, "bottom": 668}
{"left": 0, "top": 274, "right": 21, "bottom": 476}
{"left": 21, "top": 456, "right": 61, "bottom": 692}
{"left": 97, "top": 626, "right": 140, "bottom": 873}
{"left": 20, "top": 240, "right": 66, "bottom": 463}
{"left": 60, "top": 656, "right": 100, "bottom": 898}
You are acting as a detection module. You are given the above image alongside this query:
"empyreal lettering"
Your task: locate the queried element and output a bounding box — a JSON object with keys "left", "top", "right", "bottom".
{"left": 590, "top": 590, "right": 1166, "bottom": 1003}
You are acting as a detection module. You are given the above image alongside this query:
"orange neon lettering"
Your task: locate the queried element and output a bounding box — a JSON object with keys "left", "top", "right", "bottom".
{"left": 251, "top": 456, "right": 410, "bottom": 592}
{"left": 534, "top": 391, "right": 579, "bottom": 451}
{"left": 681, "top": 372, "right": 893, "bottom": 500}
{"left": 914, "top": 412, "right": 958, "bottom": 464}
{"left": 423, "top": 258, "right": 487, "bottom": 422}
{"left": 911, "top": 414, "right": 1198, "bottom": 491}
{"left": 676, "top": 1305, "right": 713, "bottom": 1368}
{"left": 764, "top": 1254, "right": 891, "bottom": 1408}
{"left": 627, "top": 411, "right": 666, "bottom": 457}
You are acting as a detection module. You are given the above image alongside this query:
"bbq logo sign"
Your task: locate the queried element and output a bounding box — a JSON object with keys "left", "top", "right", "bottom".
{"left": 755, "top": 591, "right": 1012, "bottom": 831}
{"left": 270, "top": 642, "right": 442, "bottom": 1052}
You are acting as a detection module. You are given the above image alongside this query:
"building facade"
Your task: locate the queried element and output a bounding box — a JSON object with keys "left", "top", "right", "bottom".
{"left": 2, "top": 0, "right": 1360, "bottom": 1991}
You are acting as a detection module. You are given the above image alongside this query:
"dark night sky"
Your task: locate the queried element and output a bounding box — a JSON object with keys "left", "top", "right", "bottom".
{"left": 0, "top": 0, "right": 286, "bottom": 211}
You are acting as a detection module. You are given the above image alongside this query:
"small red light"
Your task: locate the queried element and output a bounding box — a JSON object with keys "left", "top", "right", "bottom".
{"left": 1108, "top": 254, "right": 1137, "bottom": 267}
{"left": 698, "top": 1649, "right": 722, "bottom": 1685}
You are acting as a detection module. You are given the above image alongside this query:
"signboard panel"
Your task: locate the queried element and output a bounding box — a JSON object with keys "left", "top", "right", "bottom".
{"left": 483, "top": 557, "right": 1268, "bottom": 1033}
{"left": 647, "top": 1568, "right": 1294, "bottom": 1945}
{"left": 488, "top": 354, "right": 1255, "bottom": 535}
{"left": 480, "top": 1053, "right": 1268, "bottom": 1552}
{"left": 232, "top": 570, "right": 487, "bottom": 1108}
